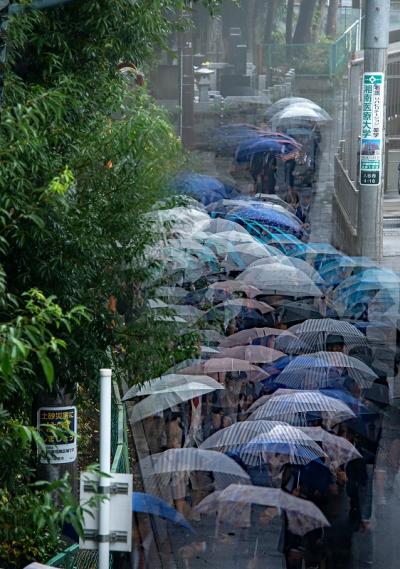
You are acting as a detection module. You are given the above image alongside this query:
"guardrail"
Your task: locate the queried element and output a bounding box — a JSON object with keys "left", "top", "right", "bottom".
{"left": 47, "top": 380, "right": 129, "bottom": 569}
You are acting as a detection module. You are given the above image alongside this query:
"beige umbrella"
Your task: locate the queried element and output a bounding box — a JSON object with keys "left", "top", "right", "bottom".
{"left": 220, "top": 326, "right": 293, "bottom": 349}
{"left": 179, "top": 358, "right": 269, "bottom": 382}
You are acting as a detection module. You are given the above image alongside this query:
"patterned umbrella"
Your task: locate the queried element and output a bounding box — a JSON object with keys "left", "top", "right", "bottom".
{"left": 194, "top": 484, "right": 330, "bottom": 536}
{"left": 200, "top": 419, "right": 286, "bottom": 451}
{"left": 249, "top": 391, "right": 355, "bottom": 425}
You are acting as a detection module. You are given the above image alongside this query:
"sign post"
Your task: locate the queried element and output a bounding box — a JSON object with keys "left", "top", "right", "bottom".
{"left": 360, "top": 72, "right": 385, "bottom": 186}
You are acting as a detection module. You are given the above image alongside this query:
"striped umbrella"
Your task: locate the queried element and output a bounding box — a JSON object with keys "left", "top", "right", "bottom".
{"left": 194, "top": 485, "right": 330, "bottom": 536}
{"left": 140, "top": 448, "right": 250, "bottom": 483}
{"left": 200, "top": 420, "right": 286, "bottom": 451}
{"left": 275, "top": 351, "right": 377, "bottom": 388}
{"left": 276, "top": 318, "right": 368, "bottom": 353}
{"left": 220, "top": 326, "right": 293, "bottom": 349}
{"left": 214, "top": 345, "right": 285, "bottom": 364}
{"left": 249, "top": 391, "right": 355, "bottom": 425}
{"left": 297, "top": 426, "right": 362, "bottom": 467}
{"left": 237, "top": 425, "right": 326, "bottom": 467}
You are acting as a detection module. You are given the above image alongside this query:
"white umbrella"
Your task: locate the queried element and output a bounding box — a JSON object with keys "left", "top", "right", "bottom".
{"left": 179, "top": 358, "right": 269, "bottom": 382}
{"left": 195, "top": 485, "right": 330, "bottom": 536}
{"left": 215, "top": 345, "right": 285, "bottom": 364}
{"left": 297, "top": 427, "right": 362, "bottom": 467}
{"left": 208, "top": 280, "right": 263, "bottom": 298}
{"left": 247, "top": 256, "right": 325, "bottom": 284}
{"left": 239, "top": 264, "right": 323, "bottom": 298}
{"left": 220, "top": 326, "right": 292, "bottom": 349}
{"left": 200, "top": 419, "right": 286, "bottom": 451}
{"left": 249, "top": 391, "right": 355, "bottom": 425}
{"left": 123, "top": 374, "right": 221, "bottom": 400}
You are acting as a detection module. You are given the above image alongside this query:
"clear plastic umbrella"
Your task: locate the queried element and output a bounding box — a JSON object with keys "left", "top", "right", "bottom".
{"left": 194, "top": 484, "right": 330, "bottom": 536}
{"left": 200, "top": 419, "right": 286, "bottom": 451}
{"left": 128, "top": 384, "right": 224, "bottom": 423}
{"left": 211, "top": 298, "right": 274, "bottom": 315}
{"left": 140, "top": 448, "right": 251, "bottom": 482}
{"left": 249, "top": 391, "right": 355, "bottom": 425}
{"left": 237, "top": 425, "right": 326, "bottom": 466}
{"left": 222, "top": 241, "right": 274, "bottom": 270}
{"left": 275, "top": 351, "right": 377, "bottom": 388}
{"left": 208, "top": 280, "right": 263, "bottom": 298}
{"left": 247, "top": 256, "right": 325, "bottom": 284}
{"left": 202, "top": 218, "right": 250, "bottom": 234}
{"left": 265, "top": 97, "right": 324, "bottom": 121}
{"left": 215, "top": 345, "right": 285, "bottom": 364}
{"left": 272, "top": 104, "right": 331, "bottom": 130}
{"left": 297, "top": 427, "right": 362, "bottom": 467}
{"left": 179, "top": 358, "right": 269, "bottom": 382}
{"left": 220, "top": 326, "right": 293, "bottom": 349}
{"left": 123, "top": 374, "right": 221, "bottom": 400}
{"left": 239, "top": 264, "right": 323, "bottom": 297}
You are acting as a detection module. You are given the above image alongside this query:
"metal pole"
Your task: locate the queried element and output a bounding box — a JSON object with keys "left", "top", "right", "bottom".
{"left": 99, "top": 368, "right": 112, "bottom": 569}
{"left": 179, "top": 8, "right": 194, "bottom": 148}
{"left": 357, "top": 0, "right": 390, "bottom": 261}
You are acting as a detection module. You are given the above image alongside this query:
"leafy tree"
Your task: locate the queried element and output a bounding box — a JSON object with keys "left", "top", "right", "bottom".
{"left": 0, "top": 0, "right": 218, "bottom": 565}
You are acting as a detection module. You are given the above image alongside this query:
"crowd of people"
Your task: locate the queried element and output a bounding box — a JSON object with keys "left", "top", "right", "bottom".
{"left": 125, "top": 100, "right": 400, "bottom": 569}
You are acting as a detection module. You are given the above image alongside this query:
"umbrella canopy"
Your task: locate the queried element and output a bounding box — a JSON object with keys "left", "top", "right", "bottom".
{"left": 277, "top": 318, "right": 368, "bottom": 354}
{"left": 212, "top": 298, "right": 274, "bottom": 315}
{"left": 140, "top": 448, "right": 250, "bottom": 482}
{"left": 128, "top": 383, "right": 224, "bottom": 423}
{"left": 237, "top": 425, "right": 326, "bottom": 466}
{"left": 254, "top": 192, "right": 295, "bottom": 210}
{"left": 200, "top": 419, "right": 286, "bottom": 451}
{"left": 203, "top": 217, "right": 250, "bottom": 234}
{"left": 229, "top": 209, "right": 303, "bottom": 237}
{"left": 195, "top": 485, "right": 330, "bottom": 536}
{"left": 179, "top": 358, "right": 269, "bottom": 382}
{"left": 222, "top": 240, "right": 274, "bottom": 270}
{"left": 123, "top": 374, "right": 222, "bottom": 400}
{"left": 249, "top": 391, "right": 355, "bottom": 425}
{"left": 278, "top": 300, "right": 327, "bottom": 325}
{"left": 220, "top": 326, "right": 292, "bottom": 348}
{"left": 234, "top": 136, "right": 300, "bottom": 164}
{"left": 210, "top": 123, "right": 264, "bottom": 155}
{"left": 173, "top": 173, "right": 236, "bottom": 206}
{"left": 155, "top": 286, "right": 188, "bottom": 301}
{"left": 198, "top": 329, "right": 225, "bottom": 346}
{"left": 265, "top": 97, "right": 322, "bottom": 121}
{"left": 275, "top": 351, "right": 377, "bottom": 388}
{"left": 239, "top": 264, "right": 323, "bottom": 298}
{"left": 272, "top": 104, "right": 331, "bottom": 129}
{"left": 247, "top": 256, "right": 324, "bottom": 285}
{"left": 132, "top": 492, "right": 195, "bottom": 533}
{"left": 297, "top": 427, "right": 362, "bottom": 467}
{"left": 208, "top": 280, "right": 263, "bottom": 298}
{"left": 215, "top": 345, "right": 285, "bottom": 364}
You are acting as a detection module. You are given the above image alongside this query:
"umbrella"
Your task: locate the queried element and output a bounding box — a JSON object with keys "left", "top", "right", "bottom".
{"left": 249, "top": 391, "right": 355, "bottom": 425}
{"left": 173, "top": 173, "right": 234, "bottom": 206}
{"left": 272, "top": 104, "right": 331, "bottom": 129}
{"left": 152, "top": 304, "right": 205, "bottom": 325}
{"left": 208, "top": 280, "right": 262, "bottom": 298}
{"left": 247, "top": 256, "right": 324, "bottom": 285}
{"left": 229, "top": 209, "right": 303, "bottom": 237}
{"left": 278, "top": 301, "right": 328, "bottom": 324}
{"left": 275, "top": 351, "right": 377, "bottom": 388}
{"left": 194, "top": 484, "right": 330, "bottom": 536}
{"left": 237, "top": 425, "right": 326, "bottom": 466}
{"left": 235, "top": 136, "right": 300, "bottom": 164}
{"left": 179, "top": 358, "right": 269, "bottom": 382}
{"left": 198, "top": 329, "right": 225, "bottom": 346}
{"left": 265, "top": 97, "right": 323, "bottom": 121}
{"left": 220, "top": 326, "right": 292, "bottom": 349}
{"left": 155, "top": 286, "right": 188, "bottom": 301}
{"left": 211, "top": 299, "right": 274, "bottom": 315}
{"left": 222, "top": 241, "right": 274, "bottom": 270}
{"left": 215, "top": 345, "right": 285, "bottom": 364}
{"left": 203, "top": 217, "right": 250, "bottom": 234}
{"left": 200, "top": 419, "right": 286, "bottom": 451}
{"left": 140, "top": 448, "right": 250, "bottom": 483}
{"left": 277, "top": 318, "right": 368, "bottom": 353}
{"left": 123, "top": 374, "right": 221, "bottom": 400}
{"left": 210, "top": 123, "right": 264, "bottom": 155}
{"left": 132, "top": 492, "right": 195, "bottom": 533}
{"left": 239, "top": 264, "right": 323, "bottom": 298}
{"left": 297, "top": 427, "right": 362, "bottom": 467}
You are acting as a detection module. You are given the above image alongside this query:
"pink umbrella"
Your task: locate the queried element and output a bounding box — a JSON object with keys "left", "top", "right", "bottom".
{"left": 209, "top": 280, "right": 262, "bottom": 298}
{"left": 214, "top": 345, "right": 285, "bottom": 364}
{"left": 220, "top": 327, "right": 293, "bottom": 348}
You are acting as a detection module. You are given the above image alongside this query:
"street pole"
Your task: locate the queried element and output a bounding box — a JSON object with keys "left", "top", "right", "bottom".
{"left": 179, "top": 8, "right": 194, "bottom": 148}
{"left": 99, "top": 368, "right": 112, "bottom": 569}
{"left": 357, "top": 0, "right": 390, "bottom": 261}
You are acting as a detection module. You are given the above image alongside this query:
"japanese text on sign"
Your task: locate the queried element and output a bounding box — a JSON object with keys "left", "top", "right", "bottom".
{"left": 360, "top": 73, "right": 384, "bottom": 185}
{"left": 37, "top": 406, "right": 77, "bottom": 464}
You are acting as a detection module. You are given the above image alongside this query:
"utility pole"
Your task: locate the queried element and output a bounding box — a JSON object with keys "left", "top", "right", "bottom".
{"left": 357, "top": 0, "right": 390, "bottom": 261}
{"left": 179, "top": 8, "right": 194, "bottom": 148}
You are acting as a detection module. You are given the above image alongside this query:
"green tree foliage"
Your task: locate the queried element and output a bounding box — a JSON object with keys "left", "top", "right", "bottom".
{"left": 0, "top": 0, "right": 215, "bottom": 565}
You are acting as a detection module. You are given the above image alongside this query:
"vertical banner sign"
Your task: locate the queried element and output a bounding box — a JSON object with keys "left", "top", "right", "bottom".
{"left": 360, "top": 72, "right": 385, "bottom": 185}
{"left": 37, "top": 406, "right": 77, "bottom": 464}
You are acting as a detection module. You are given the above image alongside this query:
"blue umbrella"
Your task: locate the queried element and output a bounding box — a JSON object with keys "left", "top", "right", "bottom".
{"left": 211, "top": 124, "right": 263, "bottom": 155}
{"left": 228, "top": 210, "right": 303, "bottom": 237}
{"left": 132, "top": 492, "right": 195, "bottom": 533}
{"left": 235, "top": 136, "right": 299, "bottom": 164}
{"left": 173, "top": 173, "right": 238, "bottom": 206}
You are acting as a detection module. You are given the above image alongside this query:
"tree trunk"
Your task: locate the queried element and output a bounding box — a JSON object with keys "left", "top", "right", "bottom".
{"left": 265, "top": 0, "right": 278, "bottom": 45}
{"left": 326, "top": 0, "right": 338, "bottom": 37}
{"left": 292, "top": 0, "right": 318, "bottom": 44}
{"left": 286, "top": 0, "right": 295, "bottom": 44}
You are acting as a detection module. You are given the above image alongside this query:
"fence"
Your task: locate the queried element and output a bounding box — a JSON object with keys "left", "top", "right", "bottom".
{"left": 265, "top": 19, "right": 361, "bottom": 79}
{"left": 46, "top": 380, "right": 130, "bottom": 569}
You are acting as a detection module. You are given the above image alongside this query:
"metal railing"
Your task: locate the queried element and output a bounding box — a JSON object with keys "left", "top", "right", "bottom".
{"left": 333, "top": 154, "right": 359, "bottom": 235}
{"left": 46, "top": 380, "right": 130, "bottom": 569}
